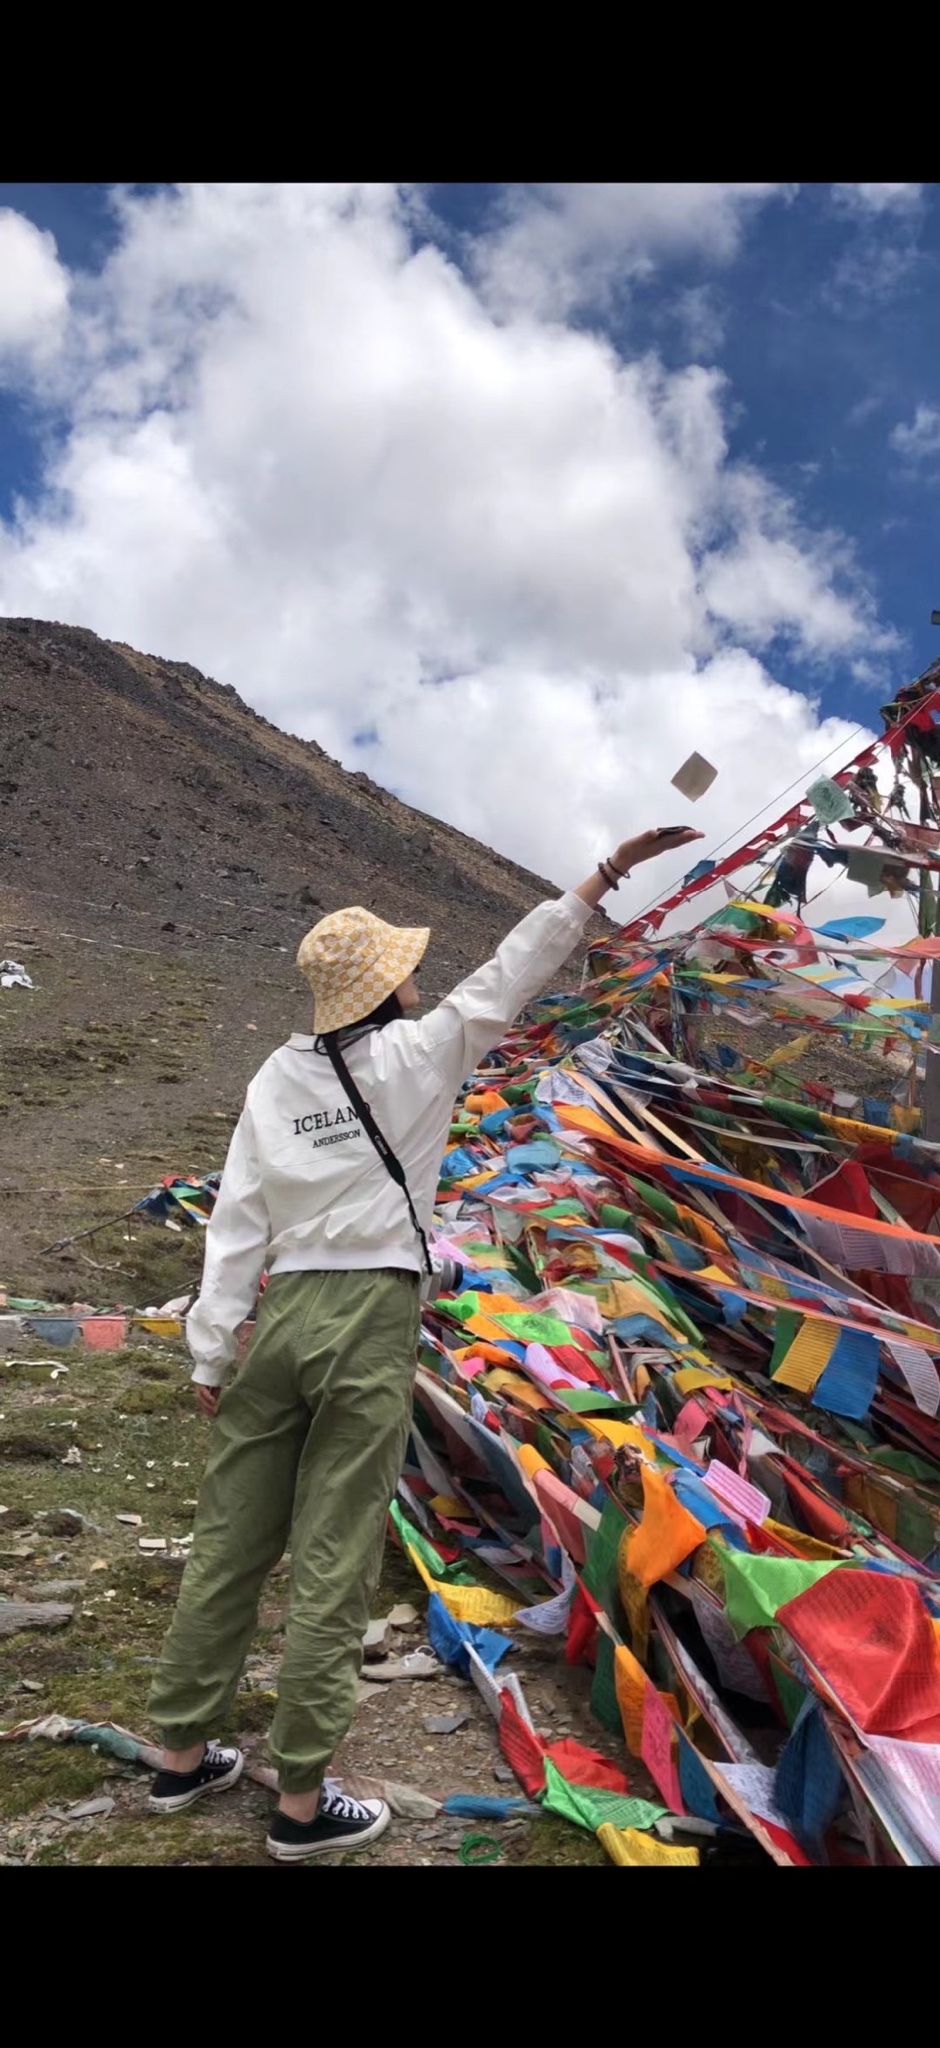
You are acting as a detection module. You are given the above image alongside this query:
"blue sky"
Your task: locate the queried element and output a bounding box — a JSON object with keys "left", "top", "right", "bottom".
{"left": 424, "top": 180, "right": 940, "bottom": 717}
{"left": 0, "top": 181, "right": 937, "bottom": 910}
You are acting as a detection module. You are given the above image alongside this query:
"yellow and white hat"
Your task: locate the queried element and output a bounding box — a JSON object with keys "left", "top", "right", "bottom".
{"left": 297, "top": 907, "right": 430, "bottom": 1035}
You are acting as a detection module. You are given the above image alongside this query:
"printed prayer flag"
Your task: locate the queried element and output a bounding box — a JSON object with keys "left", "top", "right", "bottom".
{"left": 597, "top": 1823, "right": 699, "bottom": 1866}
{"left": 640, "top": 1682, "right": 685, "bottom": 1812}
{"left": 772, "top": 1317, "right": 837, "bottom": 1395}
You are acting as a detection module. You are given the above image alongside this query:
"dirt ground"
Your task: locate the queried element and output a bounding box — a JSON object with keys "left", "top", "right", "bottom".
{"left": 0, "top": 1332, "right": 645, "bottom": 1868}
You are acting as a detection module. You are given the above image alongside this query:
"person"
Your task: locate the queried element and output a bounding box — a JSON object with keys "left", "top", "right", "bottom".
{"left": 146, "top": 824, "right": 702, "bottom": 1861}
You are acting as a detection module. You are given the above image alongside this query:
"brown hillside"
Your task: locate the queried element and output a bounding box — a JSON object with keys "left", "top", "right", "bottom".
{"left": 0, "top": 617, "right": 604, "bottom": 1304}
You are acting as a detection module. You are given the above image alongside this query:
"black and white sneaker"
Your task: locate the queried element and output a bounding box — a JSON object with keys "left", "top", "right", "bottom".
{"left": 266, "top": 1781, "right": 390, "bottom": 1862}
{"left": 149, "top": 1740, "right": 244, "bottom": 1813}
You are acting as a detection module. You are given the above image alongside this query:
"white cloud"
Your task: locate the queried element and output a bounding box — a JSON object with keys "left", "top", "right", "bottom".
{"left": 833, "top": 183, "right": 924, "bottom": 216}
{"left": 700, "top": 468, "right": 897, "bottom": 665}
{"left": 473, "top": 183, "right": 790, "bottom": 319}
{"left": 890, "top": 403, "right": 940, "bottom": 463}
{"left": 670, "top": 283, "right": 727, "bottom": 361}
{"left": 373, "top": 649, "right": 869, "bottom": 902}
{"left": 827, "top": 185, "right": 925, "bottom": 307}
{"left": 847, "top": 393, "right": 883, "bottom": 428}
{"left": 830, "top": 240, "right": 920, "bottom": 306}
{"left": 0, "top": 209, "right": 70, "bottom": 372}
{"left": 0, "top": 182, "right": 900, "bottom": 925}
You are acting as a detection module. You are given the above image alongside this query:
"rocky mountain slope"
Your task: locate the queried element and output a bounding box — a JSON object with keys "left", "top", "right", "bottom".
{"left": 0, "top": 617, "right": 601, "bottom": 1303}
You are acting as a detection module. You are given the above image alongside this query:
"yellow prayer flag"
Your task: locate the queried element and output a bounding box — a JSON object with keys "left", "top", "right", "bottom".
{"left": 772, "top": 1317, "right": 837, "bottom": 1394}
{"left": 820, "top": 1113, "right": 904, "bottom": 1146}
{"left": 404, "top": 1545, "right": 521, "bottom": 1624}
{"left": 902, "top": 1319, "right": 940, "bottom": 1347}
{"left": 764, "top": 1517, "right": 845, "bottom": 1561}
{"left": 597, "top": 1823, "right": 700, "bottom": 1867}
{"left": 724, "top": 899, "right": 794, "bottom": 933}
{"left": 674, "top": 1206, "right": 728, "bottom": 1254}
{"left": 438, "top": 1582, "right": 522, "bottom": 1625}
{"left": 516, "top": 1443, "right": 553, "bottom": 1481}
{"left": 598, "top": 1277, "right": 684, "bottom": 1330}
{"left": 405, "top": 1546, "right": 438, "bottom": 1594}
{"left": 763, "top": 1034, "right": 813, "bottom": 1069}
{"left": 581, "top": 1416, "right": 653, "bottom": 1454}
{"left": 673, "top": 1367, "right": 734, "bottom": 1396}
{"left": 691, "top": 1540, "right": 727, "bottom": 1598}
{"left": 890, "top": 1104, "right": 921, "bottom": 1135}
{"left": 756, "top": 1274, "right": 790, "bottom": 1301}
{"left": 481, "top": 1369, "right": 552, "bottom": 1410}
{"left": 554, "top": 1243, "right": 603, "bottom": 1272}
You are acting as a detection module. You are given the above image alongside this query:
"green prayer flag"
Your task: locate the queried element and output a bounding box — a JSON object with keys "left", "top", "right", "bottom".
{"left": 534, "top": 1422, "right": 558, "bottom": 1465}
{"left": 555, "top": 1389, "right": 638, "bottom": 1418}
{"left": 388, "top": 1500, "right": 476, "bottom": 1585}
{"left": 590, "top": 1629, "right": 623, "bottom": 1733}
{"left": 583, "top": 1496, "right": 631, "bottom": 1614}
{"left": 438, "top": 1293, "right": 482, "bottom": 1323}
{"left": 599, "top": 1204, "right": 637, "bottom": 1231}
{"left": 769, "top": 1308, "right": 801, "bottom": 1375}
{"left": 628, "top": 1176, "right": 680, "bottom": 1227}
{"left": 896, "top": 1492, "right": 937, "bottom": 1562}
{"left": 720, "top": 1548, "right": 844, "bottom": 1639}
{"left": 768, "top": 1652, "right": 807, "bottom": 1731}
{"left": 770, "top": 1099, "right": 824, "bottom": 1134}
{"left": 542, "top": 1757, "right": 666, "bottom": 1833}
{"left": 491, "top": 1311, "right": 574, "bottom": 1346}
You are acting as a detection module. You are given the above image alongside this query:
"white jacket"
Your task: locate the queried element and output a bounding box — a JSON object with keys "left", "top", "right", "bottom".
{"left": 187, "top": 891, "right": 593, "bottom": 1382}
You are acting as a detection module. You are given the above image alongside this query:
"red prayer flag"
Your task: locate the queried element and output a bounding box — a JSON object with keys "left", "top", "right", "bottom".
{"left": 498, "top": 1691, "right": 546, "bottom": 1797}
{"left": 778, "top": 1569, "right": 940, "bottom": 1742}
{"left": 565, "top": 1583, "right": 599, "bottom": 1669}
{"left": 545, "top": 1737, "right": 629, "bottom": 1793}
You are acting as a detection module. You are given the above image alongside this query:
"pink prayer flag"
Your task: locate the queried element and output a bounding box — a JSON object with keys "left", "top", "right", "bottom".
{"left": 640, "top": 1683, "right": 684, "bottom": 1813}
{"left": 675, "top": 1397, "right": 711, "bottom": 1439}
{"left": 702, "top": 1458, "right": 771, "bottom": 1527}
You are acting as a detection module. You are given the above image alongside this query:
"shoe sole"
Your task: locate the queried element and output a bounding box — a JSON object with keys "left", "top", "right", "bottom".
{"left": 148, "top": 1753, "right": 245, "bottom": 1813}
{"left": 265, "top": 1805, "right": 390, "bottom": 1863}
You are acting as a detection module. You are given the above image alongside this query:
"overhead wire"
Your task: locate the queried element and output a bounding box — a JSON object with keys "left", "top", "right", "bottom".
{"left": 626, "top": 722, "right": 869, "bottom": 929}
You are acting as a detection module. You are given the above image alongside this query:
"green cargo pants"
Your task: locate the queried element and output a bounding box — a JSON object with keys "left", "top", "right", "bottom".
{"left": 148, "top": 1267, "right": 420, "bottom": 1793}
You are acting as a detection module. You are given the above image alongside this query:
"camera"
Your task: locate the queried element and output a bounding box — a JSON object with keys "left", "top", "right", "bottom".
{"left": 420, "top": 1254, "right": 465, "bottom": 1301}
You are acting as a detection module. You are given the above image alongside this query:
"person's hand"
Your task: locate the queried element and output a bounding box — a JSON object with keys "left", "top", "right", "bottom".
{"left": 196, "top": 1384, "right": 221, "bottom": 1419}
{"left": 615, "top": 827, "right": 705, "bottom": 870}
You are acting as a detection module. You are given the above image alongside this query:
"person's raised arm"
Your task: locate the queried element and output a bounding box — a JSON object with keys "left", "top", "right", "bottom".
{"left": 571, "top": 826, "right": 703, "bottom": 909}
{"left": 414, "top": 825, "right": 703, "bottom": 1089}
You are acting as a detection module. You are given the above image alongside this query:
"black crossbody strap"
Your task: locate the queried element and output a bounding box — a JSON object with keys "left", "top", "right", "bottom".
{"left": 319, "top": 1035, "right": 433, "bottom": 1277}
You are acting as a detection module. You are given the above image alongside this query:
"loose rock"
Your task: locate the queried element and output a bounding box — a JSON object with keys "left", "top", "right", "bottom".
{"left": 362, "top": 1617, "right": 393, "bottom": 1661}
{"left": 0, "top": 1600, "right": 73, "bottom": 1637}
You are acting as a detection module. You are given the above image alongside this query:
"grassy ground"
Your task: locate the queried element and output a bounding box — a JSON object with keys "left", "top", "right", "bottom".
{"left": 0, "top": 1335, "right": 617, "bottom": 1868}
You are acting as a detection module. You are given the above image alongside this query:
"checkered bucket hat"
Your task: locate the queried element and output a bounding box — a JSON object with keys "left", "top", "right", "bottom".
{"left": 297, "top": 907, "right": 430, "bottom": 1034}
